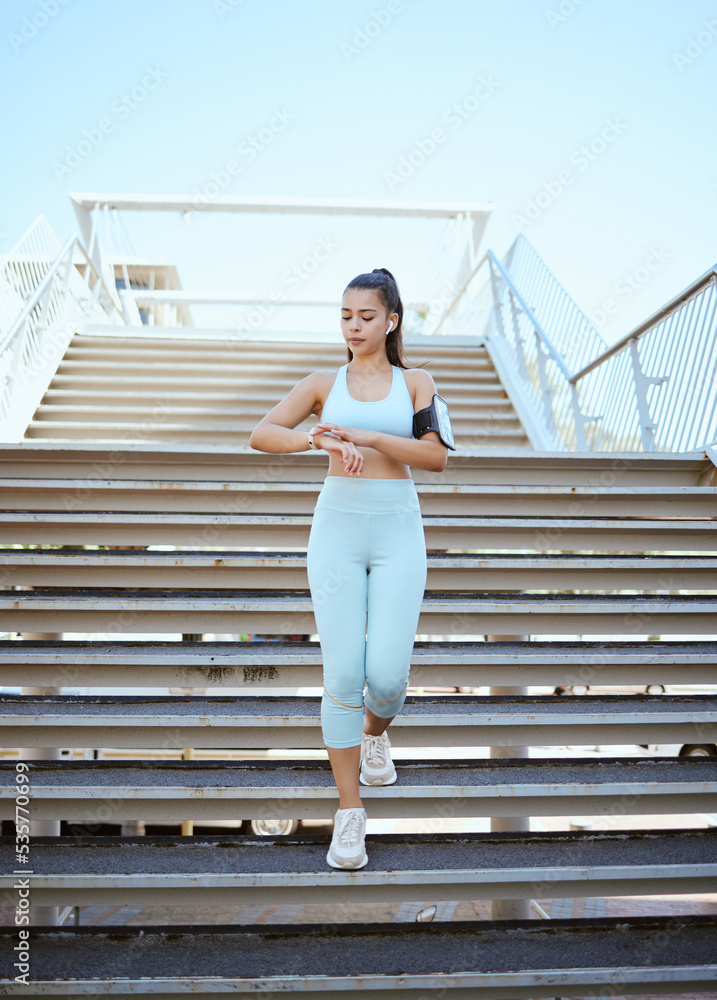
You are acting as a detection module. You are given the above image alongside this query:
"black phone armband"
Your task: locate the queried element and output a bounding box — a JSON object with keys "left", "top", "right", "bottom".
{"left": 413, "top": 393, "right": 456, "bottom": 450}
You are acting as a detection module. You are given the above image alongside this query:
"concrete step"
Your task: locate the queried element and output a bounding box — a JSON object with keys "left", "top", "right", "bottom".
{"left": 3, "top": 915, "right": 716, "bottom": 997}
{"left": 3, "top": 589, "right": 716, "bottom": 635}
{"left": 413, "top": 432, "right": 530, "bottom": 448}
{"left": 24, "top": 422, "right": 530, "bottom": 445}
{"left": 31, "top": 407, "right": 523, "bottom": 430}
{"left": 74, "top": 327, "right": 487, "bottom": 345}
{"left": 50, "top": 368, "right": 503, "bottom": 390}
{"left": 5, "top": 828, "right": 716, "bottom": 907}
{"left": 54, "top": 355, "right": 495, "bottom": 376}
{"left": 64, "top": 337, "right": 491, "bottom": 371}
{"left": 3, "top": 443, "right": 711, "bottom": 486}
{"left": 1, "top": 756, "right": 715, "bottom": 822}
{"left": 60, "top": 339, "right": 490, "bottom": 357}
{"left": 41, "top": 389, "right": 515, "bottom": 411}
{"left": 46, "top": 371, "right": 505, "bottom": 392}
{"left": 4, "top": 550, "right": 714, "bottom": 591}
{"left": 3, "top": 478, "right": 715, "bottom": 516}
{"left": 67, "top": 333, "right": 491, "bottom": 359}
{"left": 3, "top": 693, "right": 715, "bottom": 749}
{"left": 5, "top": 638, "right": 714, "bottom": 690}
{"left": 3, "top": 511, "right": 715, "bottom": 550}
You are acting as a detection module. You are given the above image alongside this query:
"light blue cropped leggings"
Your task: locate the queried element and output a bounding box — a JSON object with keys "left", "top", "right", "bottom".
{"left": 306, "top": 476, "right": 428, "bottom": 750}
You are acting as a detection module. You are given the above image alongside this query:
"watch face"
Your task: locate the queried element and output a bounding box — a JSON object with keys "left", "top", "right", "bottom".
{"left": 434, "top": 395, "right": 455, "bottom": 448}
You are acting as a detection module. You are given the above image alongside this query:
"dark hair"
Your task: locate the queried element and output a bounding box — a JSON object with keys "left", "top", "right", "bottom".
{"left": 343, "top": 267, "right": 428, "bottom": 370}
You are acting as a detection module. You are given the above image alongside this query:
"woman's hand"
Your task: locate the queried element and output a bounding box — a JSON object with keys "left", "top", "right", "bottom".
{"left": 314, "top": 427, "right": 365, "bottom": 477}
{"left": 314, "top": 422, "right": 376, "bottom": 449}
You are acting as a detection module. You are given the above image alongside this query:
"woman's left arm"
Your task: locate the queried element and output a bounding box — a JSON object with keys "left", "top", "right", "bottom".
{"left": 314, "top": 369, "right": 449, "bottom": 473}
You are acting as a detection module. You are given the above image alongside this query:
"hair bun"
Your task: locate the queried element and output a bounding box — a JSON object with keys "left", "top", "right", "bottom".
{"left": 372, "top": 267, "right": 396, "bottom": 282}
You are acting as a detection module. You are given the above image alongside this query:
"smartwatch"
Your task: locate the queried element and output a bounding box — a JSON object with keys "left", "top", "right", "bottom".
{"left": 413, "top": 393, "right": 456, "bottom": 450}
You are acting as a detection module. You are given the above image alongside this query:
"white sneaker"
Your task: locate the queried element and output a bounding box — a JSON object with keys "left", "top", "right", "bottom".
{"left": 327, "top": 807, "right": 368, "bottom": 870}
{"left": 360, "top": 732, "right": 397, "bottom": 786}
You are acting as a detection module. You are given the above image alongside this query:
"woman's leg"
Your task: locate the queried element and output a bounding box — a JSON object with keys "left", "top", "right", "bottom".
{"left": 364, "top": 504, "right": 428, "bottom": 732}
{"left": 306, "top": 503, "right": 370, "bottom": 809}
{"left": 326, "top": 745, "right": 362, "bottom": 809}
{"left": 364, "top": 706, "right": 392, "bottom": 737}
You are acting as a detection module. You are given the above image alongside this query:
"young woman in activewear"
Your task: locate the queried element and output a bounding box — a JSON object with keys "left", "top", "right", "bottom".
{"left": 249, "top": 267, "right": 451, "bottom": 870}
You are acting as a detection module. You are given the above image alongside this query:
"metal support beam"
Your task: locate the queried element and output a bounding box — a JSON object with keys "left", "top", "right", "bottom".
{"left": 488, "top": 632, "right": 531, "bottom": 923}
{"left": 69, "top": 193, "right": 495, "bottom": 220}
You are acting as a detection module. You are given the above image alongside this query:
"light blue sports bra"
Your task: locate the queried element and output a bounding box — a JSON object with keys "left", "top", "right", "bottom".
{"left": 320, "top": 363, "right": 414, "bottom": 438}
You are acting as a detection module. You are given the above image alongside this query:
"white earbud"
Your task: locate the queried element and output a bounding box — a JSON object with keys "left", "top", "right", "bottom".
{"left": 386, "top": 322, "right": 393, "bottom": 335}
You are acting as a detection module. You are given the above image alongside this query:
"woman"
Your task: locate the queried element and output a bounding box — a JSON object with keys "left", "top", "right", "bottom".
{"left": 249, "top": 267, "right": 449, "bottom": 870}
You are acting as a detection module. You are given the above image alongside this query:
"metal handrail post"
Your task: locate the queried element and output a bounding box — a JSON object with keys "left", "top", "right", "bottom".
{"left": 534, "top": 328, "right": 558, "bottom": 438}
{"left": 569, "top": 382, "right": 596, "bottom": 451}
{"left": 628, "top": 337, "right": 669, "bottom": 451}
{"left": 507, "top": 288, "right": 530, "bottom": 383}
{"left": 71, "top": 238, "right": 124, "bottom": 319}
{"left": 488, "top": 259, "right": 509, "bottom": 343}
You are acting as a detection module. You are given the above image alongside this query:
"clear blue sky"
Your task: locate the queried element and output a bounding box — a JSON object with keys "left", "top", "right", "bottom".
{"left": 1, "top": 0, "right": 716, "bottom": 344}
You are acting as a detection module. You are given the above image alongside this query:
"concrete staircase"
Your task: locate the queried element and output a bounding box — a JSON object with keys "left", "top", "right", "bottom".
{"left": 24, "top": 332, "right": 531, "bottom": 448}
{"left": 1, "top": 332, "right": 717, "bottom": 996}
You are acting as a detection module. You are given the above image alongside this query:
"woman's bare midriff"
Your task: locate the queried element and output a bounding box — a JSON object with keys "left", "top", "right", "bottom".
{"left": 326, "top": 448, "right": 412, "bottom": 480}
{"left": 318, "top": 369, "right": 413, "bottom": 481}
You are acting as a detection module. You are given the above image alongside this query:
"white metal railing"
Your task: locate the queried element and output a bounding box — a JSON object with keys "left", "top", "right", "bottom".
{"left": 500, "top": 234, "right": 607, "bottom": 375}
{"left": 0, "top": 222, "right": 125, "bottom": 441}
{"left": 433, "top": 238, "right": 592, "bottom": 449}
{"left": 568, "top": 267, "right": 717, "bottom": 452}
{"left": 0, "top": 215, "right": 62, "bottom": 336}
{"left": 435, "top": 233, "right": 717, "bottom": 454}
{"left": 69, "top": 193, "right": 494, "bottom": 335}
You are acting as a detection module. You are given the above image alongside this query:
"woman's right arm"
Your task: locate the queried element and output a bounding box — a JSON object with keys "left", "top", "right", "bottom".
{"left": 249, "top": 372, "right": 323, "bottom": 453}
{"left": 249, "top": 371, "right": 364, "bottom": 475}
{"left": 250, "top": 424, "right": 314, "bottom": 453}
